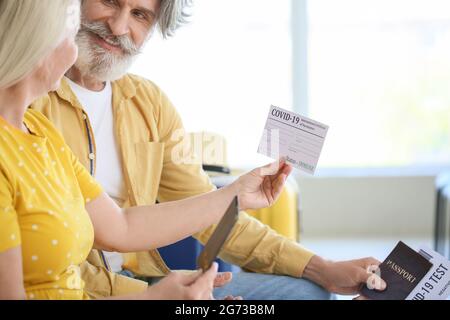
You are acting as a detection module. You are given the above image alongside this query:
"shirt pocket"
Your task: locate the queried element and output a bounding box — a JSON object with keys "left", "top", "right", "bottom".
{"left": 133, "top": 141, "right": 164, "bottom": 203}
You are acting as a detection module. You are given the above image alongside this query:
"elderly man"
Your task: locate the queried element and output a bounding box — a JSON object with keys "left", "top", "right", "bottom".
{"left": 32, "top": 0, "right": 385, "bottom": 300}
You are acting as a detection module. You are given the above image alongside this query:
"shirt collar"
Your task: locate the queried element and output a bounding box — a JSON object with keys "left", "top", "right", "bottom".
{"left": 55, "top": 75, "right": 137, "bottom": 109}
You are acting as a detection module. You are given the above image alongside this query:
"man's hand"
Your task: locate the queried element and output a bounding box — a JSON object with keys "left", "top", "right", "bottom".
{"left": 303, "top": 255, "right": 387, "bottom": 295}
{"left": 214, "top": 272, "right": 232, "bottom": 288}
{"left": 213, "top": 272, "right": 243, "bottom": 300}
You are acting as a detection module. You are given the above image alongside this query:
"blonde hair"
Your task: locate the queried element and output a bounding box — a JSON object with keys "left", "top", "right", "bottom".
{"left": 0, "top": 0, "right": 79, "bottom": 88}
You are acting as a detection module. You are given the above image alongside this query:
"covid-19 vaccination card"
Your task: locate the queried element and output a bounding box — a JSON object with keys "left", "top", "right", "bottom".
{"left": 257, "top": 105, "right": 329, "bottom": 175}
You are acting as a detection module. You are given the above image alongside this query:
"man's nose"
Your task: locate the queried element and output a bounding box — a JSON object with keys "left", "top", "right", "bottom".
{"left": 107, "top": 10, "right": 130, "bottom": 37}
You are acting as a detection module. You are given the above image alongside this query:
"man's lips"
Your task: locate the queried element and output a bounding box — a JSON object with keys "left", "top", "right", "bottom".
{"left": 90, "top": 32, "right": 124, "bottom": 55}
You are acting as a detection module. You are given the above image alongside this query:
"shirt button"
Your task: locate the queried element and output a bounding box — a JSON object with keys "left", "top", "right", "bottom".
{"left": 89, "top": 153, "right": 95, "bottom": 160}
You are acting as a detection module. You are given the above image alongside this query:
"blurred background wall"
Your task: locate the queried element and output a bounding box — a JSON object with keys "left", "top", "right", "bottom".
{"left": 130, "top": 0, "right": 450, "bottom": 248}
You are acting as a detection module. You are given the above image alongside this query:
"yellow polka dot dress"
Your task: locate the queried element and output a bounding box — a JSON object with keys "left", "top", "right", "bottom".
{"left": 0, "top": 109, "right": 103, "bottom": 300}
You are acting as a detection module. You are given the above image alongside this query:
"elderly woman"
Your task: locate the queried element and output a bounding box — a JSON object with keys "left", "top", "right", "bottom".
{"left": 0, "top": 0, "right": 291, "bottom": 300}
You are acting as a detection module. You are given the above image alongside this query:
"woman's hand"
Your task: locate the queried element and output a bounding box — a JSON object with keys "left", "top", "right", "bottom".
{"left": 144, "top": 263, "right": 219, "bottom": 300}
{"left": 233, "top": 159, "right": 293, "bottom": 211}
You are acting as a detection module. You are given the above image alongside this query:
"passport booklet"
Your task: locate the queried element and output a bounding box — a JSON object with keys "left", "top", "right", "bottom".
{"left": 361, "top": 241, "right": 450, "bottom": 300}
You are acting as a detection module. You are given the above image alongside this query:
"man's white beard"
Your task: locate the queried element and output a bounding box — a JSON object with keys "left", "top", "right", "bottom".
{"left": 74, "top": 29, "right": 138, "bottom": 82}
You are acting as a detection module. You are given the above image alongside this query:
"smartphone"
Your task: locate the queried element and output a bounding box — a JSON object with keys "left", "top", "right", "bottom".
{"left": 197, "top": 197, "right": 239, "bottom": 272}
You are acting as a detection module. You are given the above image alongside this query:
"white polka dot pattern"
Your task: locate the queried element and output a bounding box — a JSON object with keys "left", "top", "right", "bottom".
{"left": 0, "top": 110, "right": 103, "bottom": 300}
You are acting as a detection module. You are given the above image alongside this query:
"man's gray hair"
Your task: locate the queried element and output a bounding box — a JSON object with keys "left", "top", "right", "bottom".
{"left": 158, "top": 0, "right": 192, "bottom": 38}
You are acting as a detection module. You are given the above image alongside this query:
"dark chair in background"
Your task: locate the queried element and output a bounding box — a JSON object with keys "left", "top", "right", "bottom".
{"left": 435, "top": 172, "right": 450, "bottom": 258}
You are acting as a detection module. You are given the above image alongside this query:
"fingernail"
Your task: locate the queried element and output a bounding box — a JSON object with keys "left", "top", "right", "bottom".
{"left": 375, "top": 278, "right": 387, "bottom": 291}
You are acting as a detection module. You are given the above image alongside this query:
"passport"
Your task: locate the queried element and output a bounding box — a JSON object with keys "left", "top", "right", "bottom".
{"left": 197, "top": 197, "right": 239, "bottom": 272}
{"left": 361, "top": 241, "right": 433, "bottom": 300}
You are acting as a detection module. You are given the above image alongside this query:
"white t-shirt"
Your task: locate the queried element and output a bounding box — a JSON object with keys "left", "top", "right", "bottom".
{"left": 67, "top": 78, "right": 125, "bottom": 273}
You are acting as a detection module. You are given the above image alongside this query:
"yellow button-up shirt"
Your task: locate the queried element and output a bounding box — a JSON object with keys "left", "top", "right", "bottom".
{"left": 31, "top": 75, "right": 315, "bottom": 298}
